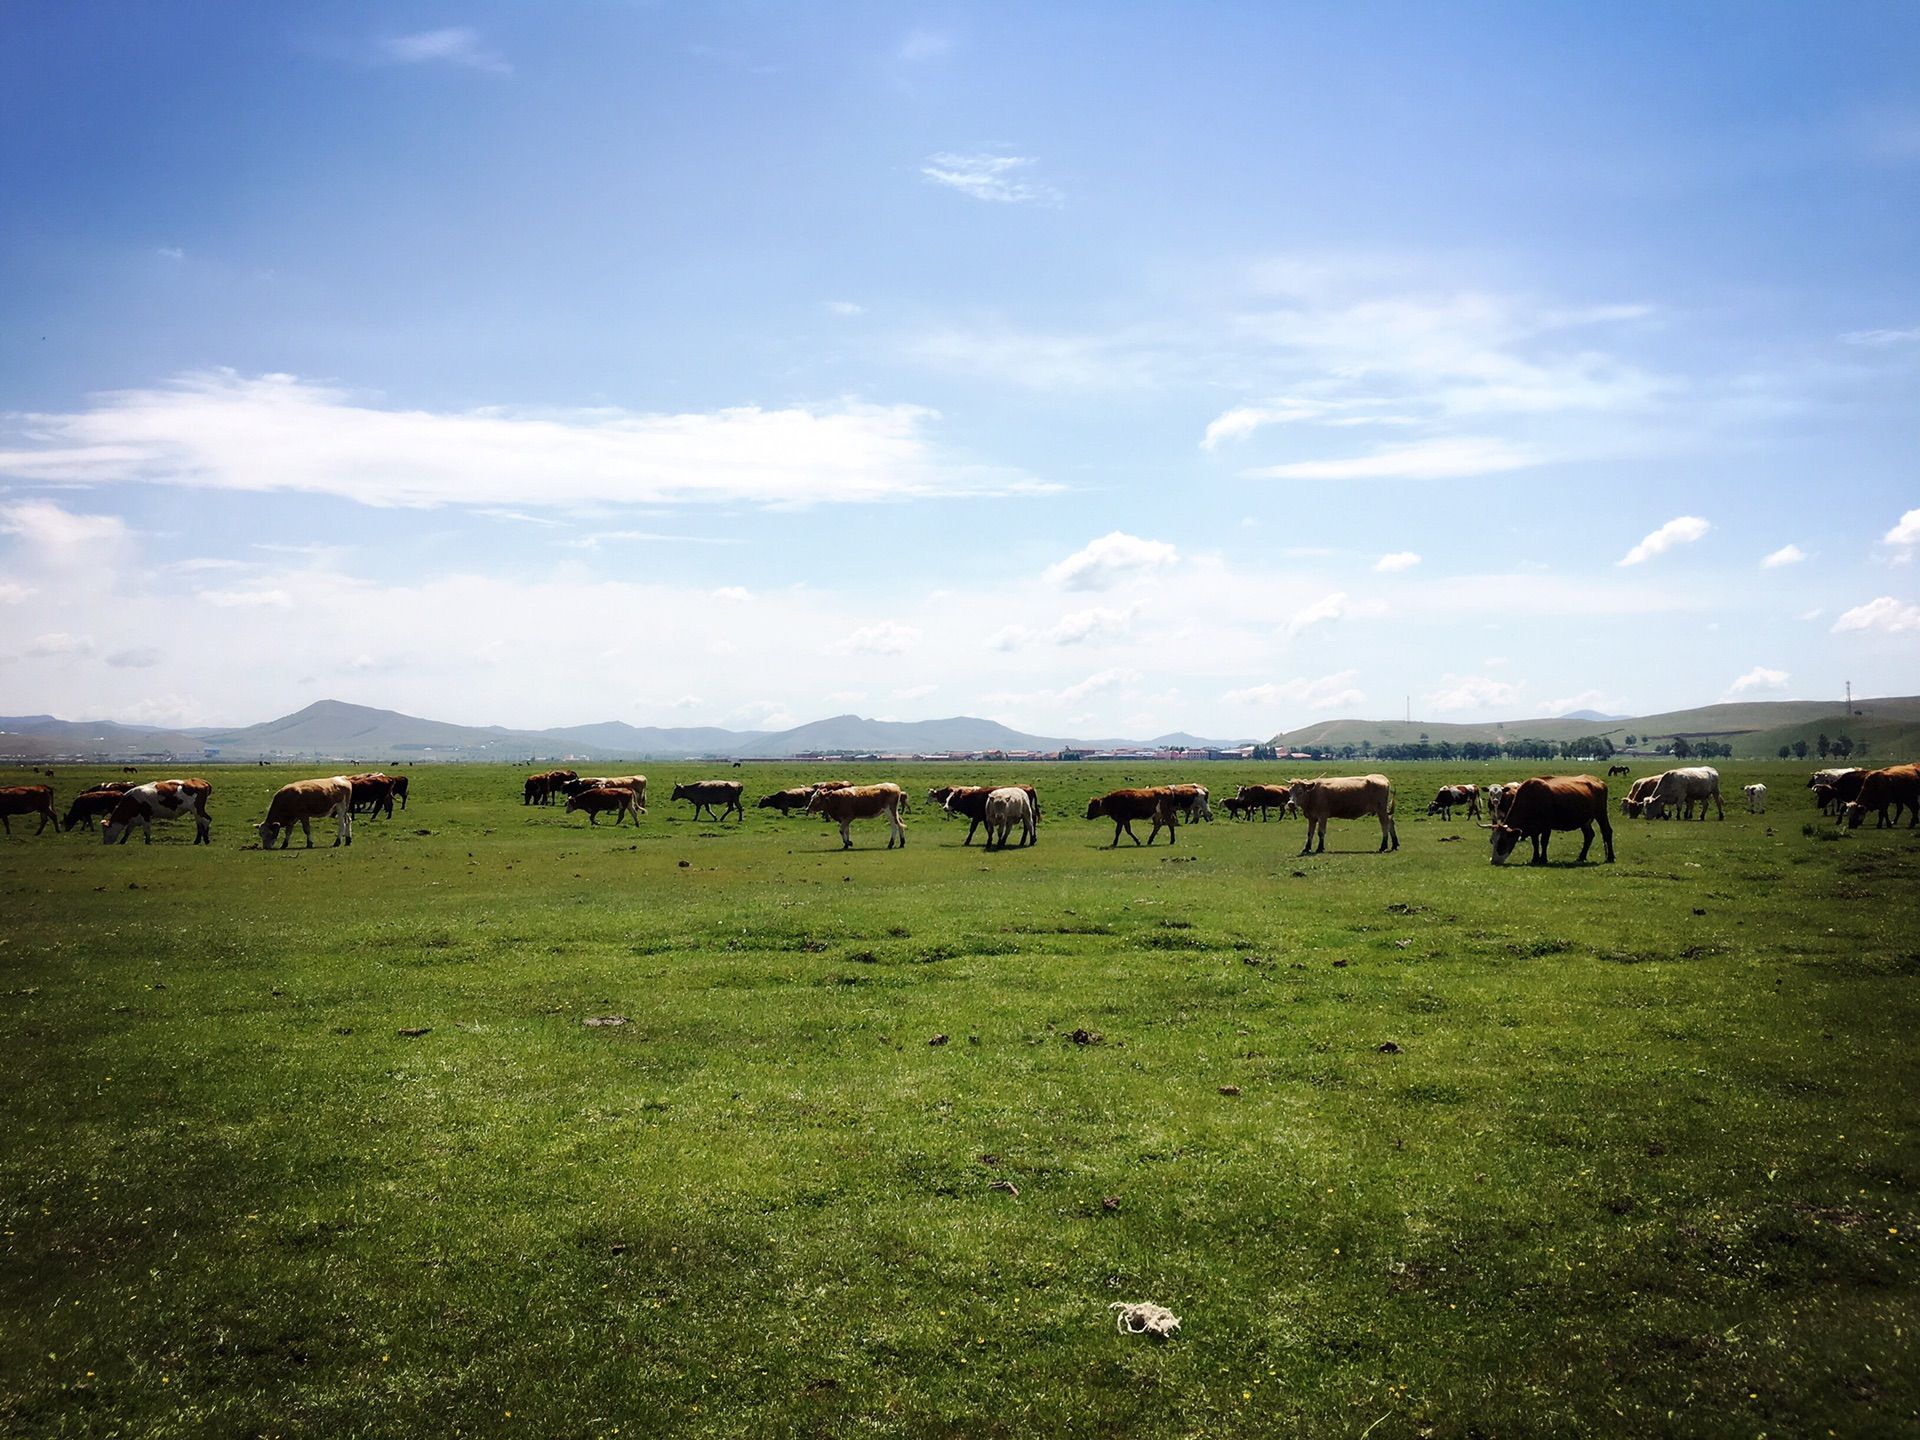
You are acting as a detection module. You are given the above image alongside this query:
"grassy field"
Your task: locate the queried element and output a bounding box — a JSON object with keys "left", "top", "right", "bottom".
{"left": 2, "top": 760, "right": 1915, "bottom": 1438}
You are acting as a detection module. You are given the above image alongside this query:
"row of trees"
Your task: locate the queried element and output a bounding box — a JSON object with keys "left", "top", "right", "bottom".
{"left": 1775, "top": 733, "right": 1864, "bottom": 761}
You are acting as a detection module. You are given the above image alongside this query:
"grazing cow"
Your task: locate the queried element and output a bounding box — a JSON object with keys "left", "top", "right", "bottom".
{"left": 1234, "top": 783, "right": 1294, "bottom": 821}
{"left": 1085, "top": 788, "right": 1178, "bottom": 848}
{"left": 1607, "top": 764, "right": 1631, "bottom": 777}
{"left": 1744, "top": 783, "right": 1767, "bottom": 813}
{"left": 1644, "top": 766, "right": 1724, "bottom": 821}
{"left": 389, "top": 774, "right": 410, "bottom": 810}
{"left": 565, "top": 785, "right": 642, "bottom": 826}
{"left": 806, "top": 783, "right": 907, "bottom": 849}
{"left": 1809, "top": 768, "right": 1861, "bottom": 815}
{"left": 101, "top": 779, "right": 212, "bottom": 845}
{"left": 929, "top": 784, "right": 1041, "bottom": 845}
{"left": 0, "top": 785, "right": 59, "bottom": 836}
{"left": 978, "top": 787, "right": 1037, "bottom": 849}
{"left": 1482, "top": 775, "right": 1613, "bottom": 866}
{"left": 1842, "top": 765, "right": 1920, "bottom": 829}
{"left": 1167, "top": 783, "right": 1213, "bottom": 822}
{"left": 1425, "top": 784, "right": 1481, "bottom": 821}
{"left": 1621, "top": 775, "right": 1662, "bottom": 818}
{"left": 672, "top": 780, "right": 745, "bottom": 822}
{"left": 346, "top": 773, "right": 397, "bottom": 820}
{"left": 256, "top": 776, "right": 354, "bottom": 850}
{"left": 1287, "top": 775, "right": 1397, "bottom": 855}
{"left": 64, "top": 786, "right": 137, "bottom": 832}
{"left": 758, "top": 787, "right": 817, "bottom": 815}
{"left": 1822, "top": 769, "right": 1868, "bottom": 820}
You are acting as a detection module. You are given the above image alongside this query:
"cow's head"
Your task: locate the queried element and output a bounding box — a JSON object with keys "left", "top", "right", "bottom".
{"left": 804, "top": 790, "right": 828, "bottom": 815}
{"left": 1425, "top": 800, "right": 1445, "bottom": 816}
{"left": 1486, "top": 824, "right": 1523, "bottom": 865}
{"left": 256, "top": 820, "right": 281, "bottom": 849}
{"left": 1084, "top": 797, "right": 1107, "bottom": 820}
{"left": 1843, "top": 802, "right": 1867, "bottom": 829}
{"left": 670, "top": 784, "right": 689, "bottom": 801}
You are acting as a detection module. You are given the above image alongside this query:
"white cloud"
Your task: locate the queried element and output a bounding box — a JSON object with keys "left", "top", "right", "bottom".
{"left": 378, "top": 28, "right": 510, "bottom": 74}
{"left": 1425, "top": 673, "right": 1527, "bottom": 714}
{"left": 991, "top": 604, "right": 1138, "bottom": 650}
{"left": 1886, "top": 509, "right": 1920, "bottom": 547}
{"left": 1800, "top": 607, "right": 1824, "bottom": 621}
{"left": 832, "top": 621, "right": 920, "bottom": 655}
{"left": 727, "top": 699, "right": 797, "bottom": 729}
{"left": 1044, "top": 532, "right": 1177, "bottom": 590}
{"left": 1832, "top": 596, "right": 1920, "bottom": 634}
{"left": 157, "top": 247, "right": 184, "bottom": 260}
{"left": 0, "top": 370, "right": 1047, "bottom": 510}
{"left": 1222, "top": 669, "right": 1365, "bottom": 712}
{"left": 1373, "top": 551, "right": 1421, "bottom": 573}
{"left": 1282, "top": 591, "right": 1369, "bottom": 636}
{"left": 0, "top": 581, "right": 33, "bottom": 603}
{"left": 25, "top": 632, "right": 95, "bottom": 658}
{"left": 1250, "top": 436, "right": 1540, "bottom": 481}
{"left": 1618, "top": 515, "right": 1710, "bottom": 566}
{"left": 823, "top": 300, "right": 865, "bottom": 316}
{"left": 1761, "top": 544, "right": 1805, "bottom": 568}
{"left": 711, "top": 586, "right": 752, "bottom": 602}
{"left": 199, "top": 587, "right": 293, "bottom": 608}
{"left": 921, "top": 153, "right": 1059, "bottom": 205}
{"left": 0, "top": 500, "right": 131, "bottom": 551}
{"left": 106, "top": 647, "right": 162, "bottom": 669}
{"left": 1841, "top": 327, "right": 1920, "bottom": 346}
{"left": 1055, "top": 668, "right": 1138, "bottom": 705}
{"left": 1728, "top": 666, "right": 1789, "bottom": 695}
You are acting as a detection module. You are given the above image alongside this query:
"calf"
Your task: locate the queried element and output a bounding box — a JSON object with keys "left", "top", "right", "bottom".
{"left": 1743, "top": 783, "right": 1767, "bottom": 813}
{"left": 0, "top": 785, "right": 59, "bottom": 836}
{"left": 102, "top": 779, "right": 212, "bottom": 845}
{"left": 1483, "top": 774, "right": 1613, "bottom": 866}
{"left": 672, "top": 780, "right": 744, "bottom": 821}
{"left": 1621, "top": 775, "right": 1662, "bottom": 818}
{"left": 1220, "top": 795, "right": 1250, "bottom": 820}
{"left": 565, "top": 786, "right": 642, "bottom": 826}
{"left": 389, "top": 774, "right": 410, "bottom": 810}
{"left": 256, "top": 777, "right": 354, "bottom": 849}
{"left": 1085, "top": 788, "right": 1178, "bottom": 848}
{"left": 1287, "top": 775, "right": 1397, "bottom": 855}
{"left": 806, "top": 783, "right": 907, "bottom": 849}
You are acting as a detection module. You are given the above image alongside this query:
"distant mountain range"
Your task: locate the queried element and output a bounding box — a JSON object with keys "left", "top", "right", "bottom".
{"left": 1, "top": 695, "right": 1912, "bottom": 763}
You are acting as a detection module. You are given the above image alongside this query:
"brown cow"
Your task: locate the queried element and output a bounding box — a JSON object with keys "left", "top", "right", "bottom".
{"left": 389, "top": 774, "right": 410, "bottom": 810}
{"left": 806, "top": 783, "right": 907, "bottom": 849}
{"left": 565, "top": 785, "right": 642, "bottom": 826}
{"left": 1288, "top": 775, "right": 1397, "bottom": 855}
{"left": 1085, "top": 788, "right": 1178, "bottom": 848}
{"left": 102, "top": 779, "right": 212, "bottom": 845}
{"left": 1483, "top": 775, "right": 1613, "bottom": 865}
{"left": 64, "top": 786, "right": 136, "bottom": 832}
{"left": 672, "top": 780, "right": 744, "bottom": 821}
{"left": 1234, "top": 783, "right": 1294, "bottom": 821}
{"left": 1842, "top": 765, "right": 1920, "bottom": 829}
{"left": 758, "top": 787, "right": 817, "bottom": 814}
{"left": 523, "top": 769, "right": 577, "bottom": 806}
{"left": 346, "top": 773, "right": 397, "bottom": 819}
{"left": 0, "top": 785, "right": 59, "bottom": 836}
{"left": 1220, "top": 795, "right": 1249, "bottom": 819}
{"left": 256, "top": 777, "right": 354, "bottom": 849}
{"left": 929, "top": 784, "right": 1041, "bottom": 845}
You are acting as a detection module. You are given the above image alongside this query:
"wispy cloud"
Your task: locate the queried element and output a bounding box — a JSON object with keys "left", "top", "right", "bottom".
{"left": 1373, "top": 551, "right": 1421, "bottom": 573}
{"left": 156, "top": 246, "right": 184, "bottom": 260}
{"left": 1222, "top": 669, "right": 1364, "bottom": 711}
{"left": 831, "top": 621, "right": 920, "bottom": 655}
{"left": 823, "top": 300, "right": 865, "bottom": 316}
{"left": 1841, "top": 326, "right": 1920, "bottom": 346}
{"left": 1832, "top": 596, "right": 1920, "bottom": 634}
{"left": 378, "top": 28, "right": 510, "bottom": 75}
{"left": 1760, "top": 543, "right": 1805, "bottom": 568}
{"left": 1044, "top": 532, "right": 1177, "bottom": 591}
{"left": 1251, "top": 436, "right": 1540, "bottom": 482}
{"left": 921, "top": 153, "right": 1059, "bottom": 205}
{"left": 0, "top": 370, "right": 1049, "bottom": 511}
{"left": 991, "top": 604, "right": 1139, "bottom": 650}
{"left": 1282, "top": 591, "right": 1375, "bottom": 637}
{"left": 1618, "top": 515, "right": 1710, "bottom": 566}
{"left": 1425, "top": 672, "right": 1527, "bottom": 713}
{"left": 199, "top": 587, "right": 293, "bottom": 609}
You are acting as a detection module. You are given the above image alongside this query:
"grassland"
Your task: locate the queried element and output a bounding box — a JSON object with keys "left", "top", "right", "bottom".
{"left": 2, "top": 760, "right": 1915, "bottom": 1438}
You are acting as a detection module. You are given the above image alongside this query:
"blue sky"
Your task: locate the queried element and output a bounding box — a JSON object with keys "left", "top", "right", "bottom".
{"left": 2, "top": 2, "right": 1916, "bottom": 736}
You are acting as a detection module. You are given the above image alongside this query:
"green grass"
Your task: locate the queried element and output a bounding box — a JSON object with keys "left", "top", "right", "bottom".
{"left": 2, "top": 761, "right": 1915, "bottom": 1438}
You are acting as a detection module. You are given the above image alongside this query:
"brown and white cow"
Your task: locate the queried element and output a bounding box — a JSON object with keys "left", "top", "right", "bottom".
{"left": 1482, "top": 774, "right": 1613, "bottom": 865}
{"left": 806, "top": 783, "right": 907, "bottom": 849}
{"left": 101, "top": 779, "right": 212, "bottom": 845}
{"left": 256, "top": 776, "right": 354, "bottom": 850}
{"left": 929, "top": 784, "right": 1041, "bottom": 845}
{"left": 1485, "top": 783, "right": 1516, "bottom": 823}
{"left": 565, "top": 785, "right": 643, "bottom": 826}
{"left": 1287, "top": 775, "right": 1397, "bottom": 855}
{"left": 1085, "top": 788, "right": 1178, "bottom": 848}
{"left": 1166, "top": 783, "right": 1213, "bottom": 822}
{"left": 0, "top": 785, "right": 59, "bottom": 836}
{"left": 1426, "top": 784, "right": 1481, "bottom": 820}
{"left": 1743, "top": 783, "right": 1767, "bottom": 813}
{"left": 672, "top": 780, "right": 744, "bottom": 821}
{"left": 1842, "top": 765, "right": 1920, "bottom": 829}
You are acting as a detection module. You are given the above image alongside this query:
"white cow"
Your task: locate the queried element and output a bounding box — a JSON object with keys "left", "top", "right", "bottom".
{"left": 982, "top": 786, "right": 1037, "bottom": 849}
{"left": 1744, "top": 783, "right": 1767, "bottom": 814}
{"left": 1645, "top": 766, "right": 1725, "bottom": 821}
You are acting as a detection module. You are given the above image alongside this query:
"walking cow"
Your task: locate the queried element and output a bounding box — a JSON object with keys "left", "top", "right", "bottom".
{"left": 0, "top": 785, "right": 60, "bottom": 836}
{"left": 806, "top": 783, "right": 907, "bottom": 849}
{"left": 1085, "top": 788, "right": 1179, "bottom": 848}
{"left": 1288, "top": 775, "right": 1398, "bottom": 855}
{"left": 672, "top": 780, "right": 744, "bottom": 822}
{"left": 101, "top": 780, "right": 213, "bottom": 845}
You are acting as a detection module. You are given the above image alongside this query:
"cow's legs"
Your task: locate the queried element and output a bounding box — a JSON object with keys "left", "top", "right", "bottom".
{"left": 301, "top": 816, "right": 314, "bottom": 848}
{"left": 839, "top": 818, "right": 854, "bottom": 849}
{"left": 0, "top": 814, "right": 9, "bottom": 835}
{"left": 1575, "top": 822, "right": 1594, "bottom": 862}
{"left": 889, "top": 809, "right": 905, "bottom": 848}
{"left": 963, "top": 817, "right": 980, "bottom": 845}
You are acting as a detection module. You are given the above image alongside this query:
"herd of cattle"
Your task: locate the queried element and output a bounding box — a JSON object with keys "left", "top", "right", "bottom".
{"left": 1, "top": 761, "right": 1914, "bottom": 862}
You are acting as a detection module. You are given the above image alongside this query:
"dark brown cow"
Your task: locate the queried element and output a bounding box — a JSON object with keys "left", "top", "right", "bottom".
{"left": 929, "top": 784, "right": 1041, "bottom": 845}
{"left": 758, "top": 787, "right": 817, "bottom": 814}
{"left": 1607, "top": 764, "right": 1631, "bottom": 777}
{"left": 523, "top": 769, "right": 576, "bottom": 806}
{"left": 102, "top": 779, "right": 212, "bottom": 845}
{"left": 1221, "top": 795, "right": 1250, "bottom": 820}
{"left": 806, "top": 783, "right": 906, "bottom": 849}
{"left": 346, "top": 773, "right": 397, "bottom": 819}
{"left": 1288, "top": 775, "right": 1397, "bottom": 855}
{"left": 1234, "top": 783, "right": 1294, "bottom": 821}
{"left": 389, "top": 774, "right": 410, "bottom": 810}
{"left": 1165, "top": 783, "right": 1212, "bottom": 821}
{"left": 1085, "top": 788, "right": 1178, "bottom": 848}
{"left": 1483, "top": 775, "right": 1613, "bottom": 866}
{"left": 565, "top": 785, "right": 642, "bottom": 826}
{"left": 1825, "top": 768, "right": 1867, "bottom": 820}
{"left": 0, "top": 785, "right": 59, "bottom": 836}
{"left": 672, "top": 780, "right": 744, "bottom": 821}
{"left": 62, "top": 785, "right": 135, "bottom": 831}
{"left": 1842, "top": 765, "right": 1920, "bottom": 829}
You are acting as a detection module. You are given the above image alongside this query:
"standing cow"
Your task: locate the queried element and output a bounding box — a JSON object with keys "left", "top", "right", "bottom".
{"left": 977, "top": 787, "right": 1037, "bottom": 849}
{"left": 1482, "top": 775, "right": 1614, "bottom": 866}
{"left": 806, "top": 783, "right": 907, "bottom": 849}
{"left": 565, "top": 785, "right": 643, "bottom": 826}
{"left": 256, "top": 777, "right": 354, "bottom": 849}
{"left": 1085, "top": 789, "right": 1179, "bottom": 848}
{"left": 1287, "top": 775, "right": 1397, "bottom": 855}
{"left": 1426, "top": 784, "right": 1481, "bottom": 820}
{"left": 0, "top": 785, "right": 60, "bottom": 835}
{"left": 1744, "top": 783, "right": 1767, "bottom": 813}
{"left": 101, "top": 780, "right": 213, "bottom": 845}
{"left": 672, "top": 780, "right": 745, "bottom": 821}
{"left": 1644, "top": 766, "right": 1724, "bottom": 821}
{"left": 1841, "top": 765, "right": 1920, "bottom": 829}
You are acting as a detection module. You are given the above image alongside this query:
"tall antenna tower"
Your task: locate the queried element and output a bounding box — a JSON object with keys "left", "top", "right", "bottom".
{"left": 1846, "top": 680, "right": 1853, "bottom": 715}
